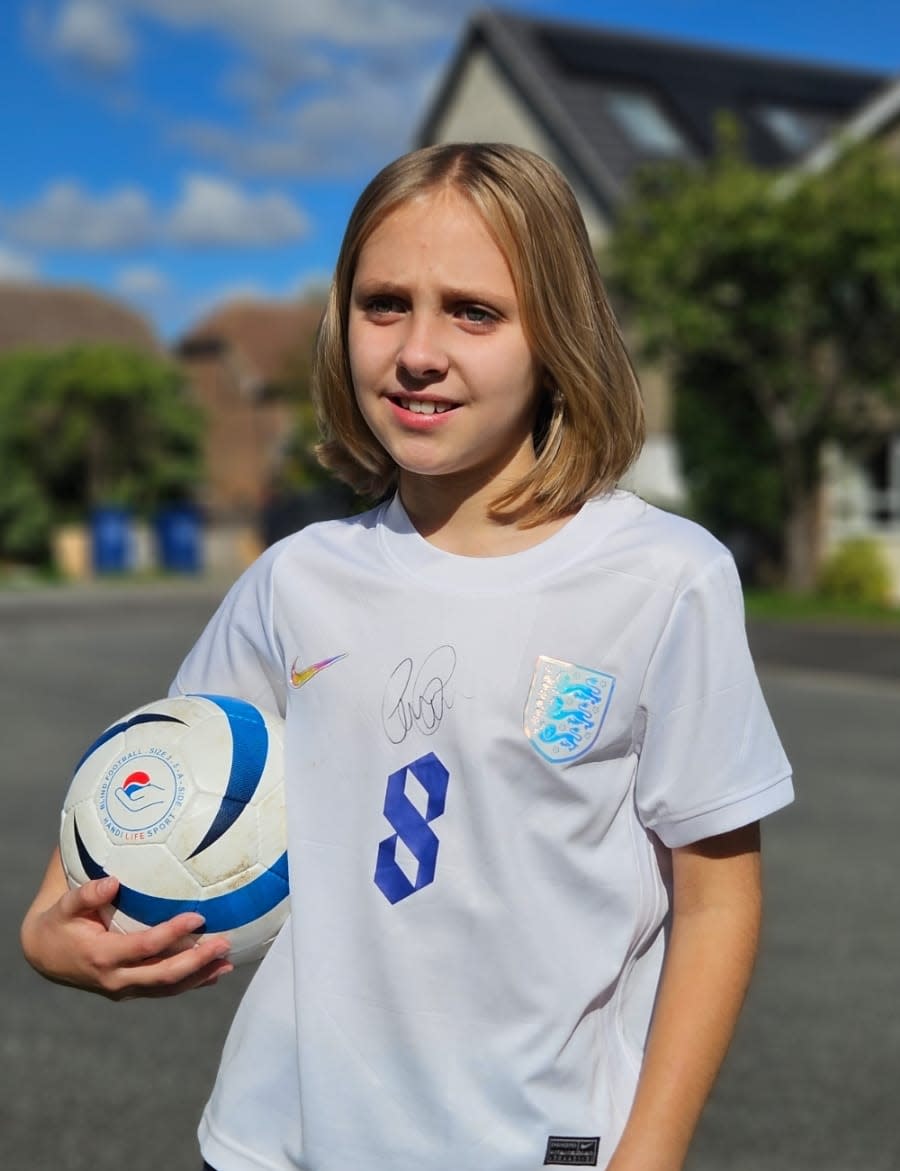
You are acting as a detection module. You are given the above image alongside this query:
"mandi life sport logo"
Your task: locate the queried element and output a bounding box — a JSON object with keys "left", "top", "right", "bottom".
{"left": 98, "top": 747, "right": 186, "bottom": 841}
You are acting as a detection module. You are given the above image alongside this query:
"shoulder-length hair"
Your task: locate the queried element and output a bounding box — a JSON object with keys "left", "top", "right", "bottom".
{"left": 313, "top": 142, "right": 644, "bottom": 524}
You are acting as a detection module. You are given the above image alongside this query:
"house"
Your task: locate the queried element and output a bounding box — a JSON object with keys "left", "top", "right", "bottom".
{"left": 0, "top": 283, "right": 327, "bottom": 575}
{"left": 0, "top": 282, "right": 162, "bottom": 355}
{"left": 175, "top": 298, "right": 324, "bottom": 569}
{"left": 801, "top": 73, "right": 900, "bottom": 171}
{"left": 417, "top": 8, "right": 898, "bottom": 587}
{"left": 799, "top": 78, "right": 900, "bottom": 580}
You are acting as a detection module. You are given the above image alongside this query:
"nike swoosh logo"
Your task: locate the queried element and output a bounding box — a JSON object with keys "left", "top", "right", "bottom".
{"left": 290, "top": 653, "right": 348, "bottom": 689}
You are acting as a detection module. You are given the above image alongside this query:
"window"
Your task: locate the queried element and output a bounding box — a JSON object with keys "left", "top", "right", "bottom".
{"left": 757, "top": 105, "right": 836, "bottom": 154}
{"left": 869, "top": 434, "right": 900, "bottom": 527}
{"left": 604, "top": 88, "right": 689, "bottom": 156}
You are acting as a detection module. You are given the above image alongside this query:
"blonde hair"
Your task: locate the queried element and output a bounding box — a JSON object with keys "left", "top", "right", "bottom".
{"left": 313, "top": 142, "right": 644, "bottom": 524}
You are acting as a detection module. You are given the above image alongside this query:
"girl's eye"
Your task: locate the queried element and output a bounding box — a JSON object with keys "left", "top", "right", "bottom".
{"left": 458, "top": 305, "right": 495, "bottom": 325}
{"left": 366, "top": 296, "right": 404, "bottom": 316}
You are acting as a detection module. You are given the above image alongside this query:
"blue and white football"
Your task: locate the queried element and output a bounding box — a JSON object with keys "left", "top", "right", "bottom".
{"left": 59, "top": 694, "right": 288, "bottom": 966}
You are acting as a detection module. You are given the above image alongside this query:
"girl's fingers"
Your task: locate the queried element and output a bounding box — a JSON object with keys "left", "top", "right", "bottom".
{"left": 60, "top": 886, "right": 234, "bottom": 994}
{"left": 56, "top": 874, "right": 119, "bottom": 916}
{"left": 106, "top": 949, "right": 235, "bottom": 999}
{"left": 105, "top": 911, "right": 208, "bottom": 962}
{"left": 29, "top": 871, "right": 235, "bottom": 997}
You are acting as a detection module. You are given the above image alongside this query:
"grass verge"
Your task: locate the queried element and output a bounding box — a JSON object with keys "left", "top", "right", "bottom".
{"left": 744, "top": 589, "right": 900, "bottom": 626}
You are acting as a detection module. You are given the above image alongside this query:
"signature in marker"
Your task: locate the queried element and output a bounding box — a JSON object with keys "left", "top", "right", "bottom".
{"left": 382, "top": 645, "right": 456, "bottom": 744}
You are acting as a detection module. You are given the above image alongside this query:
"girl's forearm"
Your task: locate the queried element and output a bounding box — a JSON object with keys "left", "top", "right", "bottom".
{"left": 607, "top": 824, "right": 762, "bottom": 1171}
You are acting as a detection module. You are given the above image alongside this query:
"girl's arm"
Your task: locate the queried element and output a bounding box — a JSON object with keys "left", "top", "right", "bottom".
{"left": 607, "top": 821, "right": 763, "bottom": 1171}
{"left": 21, "top": 847, "right": 233, "bottom": 999}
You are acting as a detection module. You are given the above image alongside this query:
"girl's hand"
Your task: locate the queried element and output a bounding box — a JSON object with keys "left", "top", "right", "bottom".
{"left": 21, "top": 850, "right": 233, "bottom": 1000}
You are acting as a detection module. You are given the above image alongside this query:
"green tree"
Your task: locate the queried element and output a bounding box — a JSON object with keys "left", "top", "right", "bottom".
{"left": 276, "top": 337, "right": 328, "bottom": 494}
{"left": 671, "top": 352, "right": 785, "bottom": 578}
{"left": 0, "top": 351, "right": 55, "bottom": 562}
{"left": 275, "top": 309, "right": 357, "bottom": 503}
{"left": 0, "top": 344, "right": 203, "bottom": 565}
{"left": 608, "top": 131, "right": 900, "bottom": 591}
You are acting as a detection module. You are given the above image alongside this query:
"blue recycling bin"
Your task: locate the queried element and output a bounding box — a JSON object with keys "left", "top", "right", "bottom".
{"left": 155, "top": 504, "right": 202, "bottom": 573}
{"left": 90, "top": 505, "right": 133, "bottom": 574}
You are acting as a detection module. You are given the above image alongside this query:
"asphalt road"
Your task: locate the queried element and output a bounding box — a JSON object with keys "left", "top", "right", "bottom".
{"left": 2, "top": 585, "right": 898, "bottom": 1171}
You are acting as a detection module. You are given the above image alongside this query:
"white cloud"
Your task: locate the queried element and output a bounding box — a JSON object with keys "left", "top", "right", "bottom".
{"left": 292, "top": 268, "right": 334, "bottom": 299}
{"left": 170, "top": 123, "right": 326, "bottom": 179}
{"left": 27, "top": 0, "right": 475, "bottom": 181}
{"left": 167, "top": 175, "right": 310, "bottom": 246}
{"left": 7, "top": 181, "right": 155, "bottom": 249}
{"left": 115, "top": 264, "right": 170, "bottom": 296}
{"left": 220, "top": 50, "right": 336, "bottom": 113}
{"left": 202, "top": 280, "right": 273, "bottom": 305}
{"left": 125, "top": 0, "right": 459, "bottom": 51}
{"left": 172, "top": 61, "right": 439, "bottom": 178}
{"left": 4, "top": 176, "right": 310, "bottom": 251}
{"left": 149, "top": 2, "right": 462, "bottom": 178}
{"left": 31, "top": 0, "right": 469, "bottom": 83}
{"left": 51, "top": 0, "right": 135, "bottom": 73}
{"left": 0, "top": 244, "right": 39, "bottom": 281}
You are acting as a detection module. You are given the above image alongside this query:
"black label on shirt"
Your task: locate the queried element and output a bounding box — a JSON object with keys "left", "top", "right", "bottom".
{"left": 543, "top": 1135, "right": 600, "bottom": 1165}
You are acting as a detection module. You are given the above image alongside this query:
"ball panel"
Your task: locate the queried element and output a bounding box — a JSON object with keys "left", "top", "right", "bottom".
{"left": 60, "top": 798, "right": 114, "bottom": 886}
{"left": 256, "top": 785, "right": 288, "bottom": 864}
{"left": 59, "top": 809, "right": 91, "bottom": 887}
{"left": 170, "top": 702, "right": 232, "bottom": 797}
{"left": 225, "top": 895, "right": 290, "bottom": 964}
{"left": 180, "top": 694, "right": 270, "bottom": 859}
{"left": 166, "top": 790, "right": 228, "bottom": 870}
{"left": 182, "top": 804, "right": 261, "bottom": 889}
{"left": 64, "top": 733, "right": 127, "bottom": 808}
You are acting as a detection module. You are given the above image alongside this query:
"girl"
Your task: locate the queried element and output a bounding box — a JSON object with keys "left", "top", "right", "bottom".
{"left": 22, "top": 143, "right": 793, "bottom": 1171}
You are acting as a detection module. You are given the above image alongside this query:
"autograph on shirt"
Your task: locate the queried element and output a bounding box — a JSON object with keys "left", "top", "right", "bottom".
{"left": 382, "top": 645, "right": 456, "bottom": 745}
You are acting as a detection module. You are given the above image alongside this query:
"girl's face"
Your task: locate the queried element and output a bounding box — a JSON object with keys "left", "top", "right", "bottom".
{"left": 348, "top": 188, "right": 542, "bottom": 501}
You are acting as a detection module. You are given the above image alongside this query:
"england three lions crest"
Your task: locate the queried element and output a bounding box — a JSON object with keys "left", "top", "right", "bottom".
{"left": 524, "top": 656, "right": 615, "bottom": 763}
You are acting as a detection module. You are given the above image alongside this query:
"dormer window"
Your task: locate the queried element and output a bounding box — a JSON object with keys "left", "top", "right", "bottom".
{"left": 757, "top": 105, "right": 837, "bottom": 154}
{"left": 604, "top": 87, "right": 690, "bottom": 155}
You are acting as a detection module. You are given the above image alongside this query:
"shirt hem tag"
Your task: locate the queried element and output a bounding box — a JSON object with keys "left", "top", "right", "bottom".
{"left": 543, "top": 1136, "right": 600, "bottom": 1166}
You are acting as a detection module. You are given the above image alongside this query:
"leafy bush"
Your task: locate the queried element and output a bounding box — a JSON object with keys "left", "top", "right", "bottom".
{"left": 673, "top": 352, "right": 784, "bottom": 583}
{"left": 607, "top": 133, "right": 900, "bottom": 592}
{"left": 0, "top": 345, "right": 202, "bottom": 565}
{"left": 817, "top": 538, "right": 893, "bottom": 607}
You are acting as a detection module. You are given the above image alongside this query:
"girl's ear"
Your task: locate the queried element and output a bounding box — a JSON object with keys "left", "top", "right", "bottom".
{"left": 541, "top": 373, "right": 564, "bottom": 418}
{"left": 531, "top": 380, "right": 557, "bottom": 451}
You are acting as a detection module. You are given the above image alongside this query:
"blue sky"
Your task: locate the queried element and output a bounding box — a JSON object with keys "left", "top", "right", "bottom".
{"left": 1, "top": 0, "right": 898, "bottom": 341}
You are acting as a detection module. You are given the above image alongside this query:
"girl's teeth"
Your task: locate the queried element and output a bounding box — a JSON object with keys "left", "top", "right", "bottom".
{"left": 406, "top": 400, "right": 450, "bottom": 415}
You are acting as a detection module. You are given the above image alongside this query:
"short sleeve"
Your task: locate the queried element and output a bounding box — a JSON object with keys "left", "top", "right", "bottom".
{"left": 170, "top": 545, "right": 287, "bottom": 717}
{"left": 635, "top": 553, "right": 793, "bottom": 848}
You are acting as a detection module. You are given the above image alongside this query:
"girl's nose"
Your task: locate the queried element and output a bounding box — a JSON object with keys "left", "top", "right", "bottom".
{"left": 396, "top": 314, "right": 449, "bottom": 381}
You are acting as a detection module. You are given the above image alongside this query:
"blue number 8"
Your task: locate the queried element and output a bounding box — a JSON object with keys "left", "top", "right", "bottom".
{"left": 374, "top": 752, "right": 449, "bottom": 904}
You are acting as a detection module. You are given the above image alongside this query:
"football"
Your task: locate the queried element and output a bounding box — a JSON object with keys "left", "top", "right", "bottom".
{"left": 59, "top": 693, "right": 289, "bottom": 965}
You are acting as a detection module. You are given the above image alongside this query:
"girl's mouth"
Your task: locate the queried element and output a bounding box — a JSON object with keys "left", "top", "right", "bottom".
{"left": 390, "top": 396, "right": 457, "bottom": 416}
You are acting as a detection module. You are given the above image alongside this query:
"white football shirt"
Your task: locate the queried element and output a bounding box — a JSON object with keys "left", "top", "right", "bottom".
{"left": 173, "top": 491, "right": 793, "bottom": 1171}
